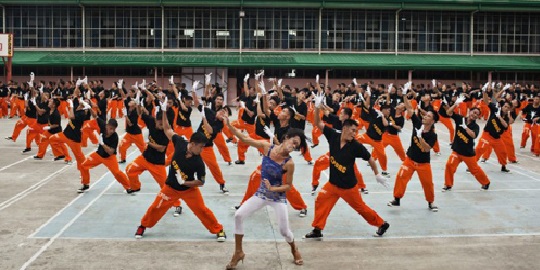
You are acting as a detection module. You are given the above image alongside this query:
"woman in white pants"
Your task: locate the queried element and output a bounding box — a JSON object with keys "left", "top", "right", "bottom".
{"left": 225, "top": 117, "right": 306, "bottom": 269}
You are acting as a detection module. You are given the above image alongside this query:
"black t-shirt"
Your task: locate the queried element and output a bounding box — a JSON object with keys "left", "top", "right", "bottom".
{"left": 483, "top": 103, "right": 507, "bottom": 139}
{"left": 255, "top": 114, "right": 271, "bottom": 139}
{"left": 125, "top": 109, "right": 142, "bottom": 135}
{"left": 366, "top": 108, "right": 386, "bottom": 141}
{"left": 451, "top": 114, "right": 479, "bottom": 157}
{"left": 387, "top": 114, "right": 404, "bottom": 135}
{"left": 274, "top": 125, "right": 290, "bottom": 144}
{"left": 36, "top": 101, "right": 50, "bottom": 124}
{"left": 25, "top": 100, "right": 37, "bottom": 118}
{"left": 522, "top": 104, "right": 540, "bottom": 124}
{"left": 406, "top": 114, "right": 437, "bottom": 164}
{"left": 196, "top": 105, "right": 223, "bottom": 147}
{"left": 142, "top": 113, "right": 169, "bottom": 165}
{"left": 0, "top": 86, "right": 8, "bottom": 97}
{"left": 240, "top": 95, "right": 256, "bottom": 125}
{"left": 97, "top": 97, "right": 107, "bottom": 121}
{"left": 323, "top": 114, "right": 342, "bottom": 131}
{"left": 63, "top": 110, "right": 87, "bottom": 143}
{"left": 165, "top": 135, "right": 206, "bottom": 191}
{"left": 323, "top": 126, "right": 371, "bottom": 189}
{"left": 48, "top": 109, "right": 62, "bottom": 134}
{"left": 176, "top": 106, "right": 192, "bottom": 127}
{"left": 96, "top": 118, "right": 119, "bottom": 158}
{"left": 290, "top": 101, "right": 307, "bottom": 130}
{"left": 360, "top": 104, "right": 371, "bottom": 121}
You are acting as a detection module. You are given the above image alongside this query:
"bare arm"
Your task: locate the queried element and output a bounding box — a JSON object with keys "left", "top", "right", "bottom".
{"left": 367, "top": 158, "right": 380, "bottom": 175}
{"left": 313, "top": 106, "right": 325, "bottom": 131}
{"left": 225, "top": 116, "right": 268, "bottom": 150}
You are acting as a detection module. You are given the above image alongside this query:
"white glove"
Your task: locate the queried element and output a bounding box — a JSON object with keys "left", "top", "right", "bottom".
{"left": 30, "top": 72, "right": 35, "bottom": 82}
{"left": 375, "top": 109, "right": 383, "bottom": 118}
{"left": 277, "top": 79, "right": 283, "bottom": 87}
{"left": 169, "top": 75, "right": 174, "bottom": 85}
{"left": 43, "top": 126, "right": 51, "bottom": 131}
{"left": 352, "top": 78, "right": 358, "bottom": 86}
{"left": 403, "top": 81, "right": 411, "bottom": 95}
{"left": 132, "top": 81, "right": 138, "bottom": 89}
{"left": 67, "top": 99, "right": 73, "bottom": 108}
{"left": 482, "top": 82, "right": 489, "bottom": 92}
{"left": 160, "top": 97, "right": 168, "bottom": 111}
{"left": 491, "top": 82, "right": 495, "bottom": 89}
{"left": 531, "top": 111, "right": 536, "bottom": 119}
{"left": 30, "top": 97, "right": 37, "bottom": 106}
{"left": 263, "top": 126, "right": 274, "bottom": 144}
{"left": 455, "top": 96, "right": 465, "bottom": 105}
{"left": 82, "top": 76, "right": 88, "bottom": 85}
{"left": 244, "top": 74, "right": 250, "bottom": 83}
{"left": 495, "top": 107, "right": 501, "bottom": 118}
{"left": 205, "top": 73, "right": 212, "bottom": 85}
{"left": 39, "top": 84, "right": 44, "bottom": 94}
{"left": 178, "top": 90, "right": 182, "bottom": 101}
{"left": 192, "top": 80, "right": 200, "bottom": 92}
{"left": 314, "top": 92, "right": 324, "bottom": 108}
{"left": 254, "top": 93, "right": 261, "bottom": 104}
{"left": 122, "top": 108, "right": 127, "bottom": 116}
{"left": 155, "top": 106, "right": 160, "bottom": 117}
{"left": 259, "top": 81, "right": 266, "bottom": 94}
{"left": 267, "top": 78, "right": 276, "bottom": 83}
{"left": 460, "top": 118, "right": 468, "bottom": 129}
{"left": 239, "top": 101, "right": 245, "bottom": 108}
{"left": 431, "top": 79, "right": 436, "bottom": 88}
{"left": 502, "top": 83, "right": 511, "bottom": 91}
{"left": 28, "top": 81, "right": 34, "bottom": 88}
{"left": 86, "top": 89, "right": 91, "bottom": 100}
{"left": 134, "top": 90, "right": 141, "bottom": 105}
{"left": 415, "top": 125, "right": 424, "bottom": 138}
{"left": 200, "top": 107, "right": 206, "bottom": 119}
{"left": 117, "top": 79, "right": 124, "bottom": 88}
{"left": 366, "top": 86, "right": 371, "bottom": 96}
{"left": 289, "top": 106, "right": 297, "bottom": 113}
{"left": 388, "top": 83, "right": 393, "bottom": 92}
{"left": 255, "top": 70, "right": 264, "bottom": 81}
{"left": 82, "top": 100, "right": 92, "bottom": 110}
{"left": 375, "top": 173, "right": 390, "bottom": 189}
{"left": 141, "top": 79, "right": 147, "bottom": 90}
{"left": 316, "top": 74, "right": 319, "bottom": 84}
{"left": 76, "top": 78, "right": 82, "bottom": 87}
{"left": 175, "top": 170, "right": 185, "bottom": 185}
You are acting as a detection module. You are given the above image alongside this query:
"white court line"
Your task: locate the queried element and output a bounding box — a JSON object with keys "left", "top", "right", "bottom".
{"left": 0, "top": 156, "right": 33, "bottom": 173}
{"left": 0, "top": 165, "right": 70, "bottom": 211}
{"left": 20, "top": 171, "right": 119, "bottom": 270}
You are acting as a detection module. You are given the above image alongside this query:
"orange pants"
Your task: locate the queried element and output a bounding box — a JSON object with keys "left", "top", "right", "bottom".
{"left": 214, "top": 132, "right": 232, "bottom": 163}
{"left": 11, "top": 116, "right": 36, "bottom": 142}
{"left": 119, "top": 133, "right": 145, "bottom": 161}
{"left": 0, "top": 97, "right": 8, "bottom": 117}
{"left": 233, "top": 121, "right": 255, "bottom": 136}
{"left": 9, "top": 98, "right": 24, "bottom": 118}
{"left": 302, "top": 146, "right": 313, "bottom": 163}
{"left": 140, "top": 185, "right": 223, "bottom": 234}
{"left": 373, "top": 133, "right": 406, "bottom": 162}
{"left": 356, "top": 133, "right": 387, "bottom": 171}
{"left": 49, "top": 132, "right": 86, "bottom": 171}
{"left": 109, "top": 99, "right": 124, "bottom": 119}
{"left": 200, "top": 146, "right": 226, "bottom": 185}
{"left": 438, "top": 116, "right": 455, "bottom": 143}
{"left": 393, "top": 158, "right": 434, "bottom": 203}
{"left": 457, "top": 102, "right": 468, "bottom": 117}
{"left": 58, "top": 100, "right": 69, "bottom": 118}
{"left": 81, "top": 152, "right": 130, "bottom": 188}
{"left": 312, "top": 182, "right": 384, "bottom": 230}
{"left": 174, "top": 126, "right": 194, "bottom": 140}
{"left": 445, "top": 151, "right": 489, "bottom": 188}
{"left": 237, "top": 133, "right": 267, "bottom": 161}
{"left": 312, "top": 152, "right": 366, "bottom": 189}
{"left": 81, "top": 119, "right": 99, "bottom": 147}
{"left": 26, "top": 123, "right": 47, "bottom": 148}
{"left": 37, "top": 131, "right": 63, "bottom": 158}
{"left": 521, "top": 123, "right": 539, "bottom": 152}
{"left": 478, "top": 101, "right": 490, "bottom": 120}
{"left": 240, "top": 165, "right": 307, "bottom": 210}
{"left": 221, "top": 123, "right": 237, "bottom": 144}
{"left": 475, "top": 132, "right": 507, "bottom": 166}
{"left": 482, "top": 126, "right": 517, "bottom": 162}
{"left": 311, "top": 122, "right": 331, "bottom": 146}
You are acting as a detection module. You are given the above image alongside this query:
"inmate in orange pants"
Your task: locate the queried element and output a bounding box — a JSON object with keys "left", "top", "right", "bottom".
{"left": 311, "top": 153, "right": 366, "bottom": 189}
{"left": 239, "top": 165, "right": 307, "bottom": 210}
{"left": 444, "top": 152, "right": 490, "bottom": 188}
{"left": 11, "top": 116, "right": 37, "bottom": 142}
{"left": 393, "top": 158, "right": 434, "bottom": 203}
{"left": 49, "top": 133, "right": 86, "bottom": 170}
{"left": 482, "top": 126, "right": 517, "bottom": 162}
{"left": 237, "top": 133, "right": 267, "bottom": 161}
{"left": 302, "top": 146, "right": 313, "bottom": 163}
{"left": 174, "top": 126, "right": 194, "bottom": 140}
{"left": 81, "top": 119, "right": 99, "bottom": 147}
{"left": 356, "top": 133, "right": 387, "bottom": 171}
{"left": 312, "top": 182, "right": 384, "bottom": 230}
{"left": 475, "top": 132, "right": 508, "bottom": 166}
{"left": 80, "top": 152, "right": 130, "bottom": 189}
{"left": 521, "top": 123, "right": 538, "bottom": 152}
{"left": 221, "top": 122, "right": 237, "bottom": 144}
{"left": 438, "top": 116, "right": 455, "bottom": 143}
{"left": 109, "top": 100, "right": 124, "bottom": 119}
{"left": 26, "top": 123, "right": 47, "bottom": 148}
{"left": 200, "top": 146, "right": 226, "bottom": 185}
{"left": 126, "top": 155, "right": 180, "bottom": 207}
{"left": 36, "top": 131, "right": 63, "bottom": 158}
{"left": 140, "top": 185, "right": 223, "bottom": 235}
{"left": 373, "top": 133, "right": 406, "bottom": 162}
{"left": 311, "top": 121, "right": 332, "bottom": 146}
{"left": 0, "top": 97, "right": 8, "bottom": 117}
{"left": 214, "top": 132, "right": 232, "bottom": 163}
{"left": 58, "top": 100, "right": 69, "bottom": 118}
{"left": 119, "top": 133, "right": 145, "bottom": 161}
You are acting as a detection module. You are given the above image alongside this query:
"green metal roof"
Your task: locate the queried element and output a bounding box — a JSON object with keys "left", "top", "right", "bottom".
{"left": 8, "top": 51, "right": 540, "bottom": 71}
{"left": 1, "top": 0, "right": 540, "bottom": 11}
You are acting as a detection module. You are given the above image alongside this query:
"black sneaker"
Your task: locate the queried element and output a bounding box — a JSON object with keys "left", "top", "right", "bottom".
{"left": 5, "top": 136, "right": 13, "bottom": 140}
{"left": 173, "top": 206, "right": 182, "bottom": 217}
{"left": 442, "top": 186, "right": 452, "bottom": 192}
{"left": 361, "top": 188, "right": 369, "bottom": 194}
{"left": 220, "top": 184, "right": 229, "bottom": 195}
{"left": 299, "top": 209, "right": 307, "bottom": 217}
{"left": 125, "top": 189, "right": 136, "bottom": 195}
{"left": 234, "top": 160, "right": 245, "bottom": 165}
{"left": 307, "top": 161, "right": 313, "bottom": 165}
{"left": 376, "top": 222, "right": 390, "bottom": 236}
{"left": 387, "top": 198, "right": 400, "bottom": 207}
{"left": 480, "top": 158, "right": 487, "bottom": 163}
{"left": 381, "top": 171, "right": 390, "bottom": 177}
{"left": 135, "top": 225, "right": 146, "bottom": 239}
{"left": 118, "top": 160, "right": 126, "bottom": 164}
{"left": 226, "top": 138, "right": 232, "bottom": 143}
{"left": 310, "top": 144, "right": 318, "bottom": 148}
{"left": 304, "top": 228, "right": 323, "bottom": 239}
{"left": 509, "top": 161, "right": 519, "bottom": 164}
{"left": 231, "top": 205, "right": 241, "bottom": 210}
{"left": 33, "top": 155, "right": 43, "bottom": 160}
{"left": 53, "top": 155, "right": 65, "bottom": 161}
{"left": 216, "top": 229, "right": 227, "bottom": 242}
{"left": 228, "top": 162, "right": 232, "bottom": 166}
{"left": 311, "top": 185, "right": 318, "bottom": 196}
{"left": 501, "top": 166, "right": 510, "bottom": 173}
{"left": 22, "top": 148, "right": 31, "bottom": 153}
{"left": 77, "top": 184, "right": 90, "bottom": 193}
{"left": 481, "top": 183, "right": 490, "bottom": 191}
{"left": 428, "top": 203, "right": 439, "bottom": 212}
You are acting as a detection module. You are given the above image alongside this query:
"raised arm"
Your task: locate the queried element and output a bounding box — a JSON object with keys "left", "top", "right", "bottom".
{"left": 225, "top": 115, "right": 268, "bottom": 151}
{"left": 163, "top": 106, "right": 176, "bottom": 140}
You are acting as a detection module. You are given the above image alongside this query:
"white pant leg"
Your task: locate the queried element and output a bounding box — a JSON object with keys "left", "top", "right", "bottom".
{"left": 268, "top": 201, "right": 294, "bottom": 243}
{"left": 234, "top": 196, "right": 267, "bottom": 235}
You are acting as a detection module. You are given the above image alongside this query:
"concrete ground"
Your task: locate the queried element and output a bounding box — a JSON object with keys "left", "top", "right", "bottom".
{"left": 1, "top": 110, "right": 540, "bottom": 270}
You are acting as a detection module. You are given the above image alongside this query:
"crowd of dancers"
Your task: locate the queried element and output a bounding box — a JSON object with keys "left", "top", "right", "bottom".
{"left": 2, "top": 72, "right": 540, "bottom": 269}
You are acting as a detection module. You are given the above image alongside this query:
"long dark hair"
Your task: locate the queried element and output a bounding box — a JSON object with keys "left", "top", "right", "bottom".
{"left": 282, "top": 128, "right": 308, "bottom": 154}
